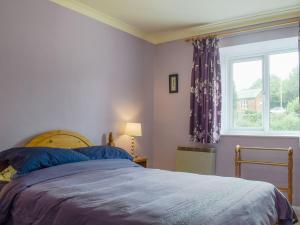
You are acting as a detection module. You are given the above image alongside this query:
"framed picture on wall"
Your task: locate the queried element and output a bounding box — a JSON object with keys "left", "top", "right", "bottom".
{"left": 169, "top": 74, "right": 178, "bottom": 93}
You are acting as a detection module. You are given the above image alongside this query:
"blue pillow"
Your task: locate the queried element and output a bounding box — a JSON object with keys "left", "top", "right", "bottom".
{"left": 75, "top": 146, "right": 133, "bottom": 161}
{"left": 0, "top": 147, "right": 89, "bottom": 175}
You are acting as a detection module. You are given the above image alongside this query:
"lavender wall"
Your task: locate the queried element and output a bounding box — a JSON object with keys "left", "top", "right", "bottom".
{"left": 0, "top": 0, "right": 154, "bottom": 162}
{"left": 1, "top": 0, "right": 299, "bottom": 206}
{"left": 153, "top": 27, "right": 300, "bottom": 205}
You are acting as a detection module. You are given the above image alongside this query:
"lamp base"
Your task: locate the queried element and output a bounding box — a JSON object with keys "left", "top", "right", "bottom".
{"left": 130, "top": 136, "right": 136, "bottom": 157}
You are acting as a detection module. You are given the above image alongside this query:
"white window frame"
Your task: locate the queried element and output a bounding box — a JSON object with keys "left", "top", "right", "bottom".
{"left": 240, "top": 99, "right": 248, "bottom": 110}
{"left": 222, "top": 48, "right": 299, "bottom": 136}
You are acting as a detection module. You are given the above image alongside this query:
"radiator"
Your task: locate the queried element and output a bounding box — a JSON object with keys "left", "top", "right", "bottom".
{"left": 175, "top": 146, "right": 216, "bottom": 175}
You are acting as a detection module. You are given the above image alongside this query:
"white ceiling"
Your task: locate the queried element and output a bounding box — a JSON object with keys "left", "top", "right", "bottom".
{"left": 51, "top": 0, "right": 300, "bottom": 43}
{"left": 76, "top": 0, "right": 300, "bottom": 33}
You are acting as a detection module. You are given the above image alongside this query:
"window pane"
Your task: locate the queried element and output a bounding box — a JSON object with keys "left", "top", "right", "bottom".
{"left": 232, "top": 59, "right": 263, "bottom": 128}
{"left": 269, "top": 52, "right": 299, "bottom": 131}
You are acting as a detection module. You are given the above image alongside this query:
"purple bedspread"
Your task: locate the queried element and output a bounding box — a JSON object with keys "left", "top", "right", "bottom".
{"left": 0, "top": 160, "right": 297, "bottom": 225}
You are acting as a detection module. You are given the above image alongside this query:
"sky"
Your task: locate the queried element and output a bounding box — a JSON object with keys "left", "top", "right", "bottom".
{"left": 269, "top": 51, "right": 298, "bottom": 79}
{"left": 233, "top": 60, "right": 262, "bottom": 92}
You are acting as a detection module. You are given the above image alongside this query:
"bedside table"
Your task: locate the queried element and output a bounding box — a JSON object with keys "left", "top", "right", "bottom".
{"left": 134, "top": 156, "right": 147, "bottom": 168}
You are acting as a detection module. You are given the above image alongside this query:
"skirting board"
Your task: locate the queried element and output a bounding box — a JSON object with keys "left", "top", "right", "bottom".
{"left": 293, "top": 206, "right": 300, "bottom": 215}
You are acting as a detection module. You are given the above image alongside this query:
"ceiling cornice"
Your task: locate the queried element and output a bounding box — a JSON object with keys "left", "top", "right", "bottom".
{"left": 151, "top": 6, "right": 300, "bottom": 44}
{"left": 50, "top": 0, "right": 300, "bottom": 45}
{"left": 50, "top": 0, "right": 156, "bottom": 43}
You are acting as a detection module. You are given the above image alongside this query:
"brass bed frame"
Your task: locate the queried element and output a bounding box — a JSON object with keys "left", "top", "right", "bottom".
{"left": 235, "top": 145, "right": 293, "bottom": 204}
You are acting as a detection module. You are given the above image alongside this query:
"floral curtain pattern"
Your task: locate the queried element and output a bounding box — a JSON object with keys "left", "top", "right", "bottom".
{"left": 189, "top": 37, "right": 222, "bottom": 144}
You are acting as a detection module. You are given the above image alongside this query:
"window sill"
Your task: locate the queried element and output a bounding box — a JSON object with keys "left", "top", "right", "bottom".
{"left": 221, "top": 132, "right": 300, "bottom": 138}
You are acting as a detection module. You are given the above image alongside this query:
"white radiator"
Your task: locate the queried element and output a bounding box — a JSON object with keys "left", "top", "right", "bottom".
{"left": 175, "top": 146, "right": 216, "bottom": 175}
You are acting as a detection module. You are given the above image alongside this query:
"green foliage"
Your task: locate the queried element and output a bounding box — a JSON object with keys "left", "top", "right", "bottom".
{"left": 282, "top": 67, "right": 299, "bottom": 106}
{"left": 269, "top": 75, "right": 281, "bottom": 108}
{"left": 270, "top": 112, "right": 300, "bottom": 131}
{"left": 268, "top": 67, "right": 299, "bottom": 131}
{"left": 235, "top": 110, "right": 299, "bottom": 131}
{"left": 234, "top": 110, "right": 262, "bottom": 128}
{"left": 287, "top": 97, "right": 300, "bottom": 114}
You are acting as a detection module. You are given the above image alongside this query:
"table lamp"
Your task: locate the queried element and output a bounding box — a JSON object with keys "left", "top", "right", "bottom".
{"left": 125, "top": 122, "right": 142, "bottom": 158}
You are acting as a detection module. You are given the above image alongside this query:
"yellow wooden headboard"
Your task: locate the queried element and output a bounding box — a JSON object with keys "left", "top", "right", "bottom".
{"left": 25, "top": 130, "right": 94, "bottom": 148}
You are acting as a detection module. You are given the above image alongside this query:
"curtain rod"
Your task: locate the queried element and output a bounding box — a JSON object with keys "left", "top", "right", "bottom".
{"left": 185, "top": 17, "right": 300, "bottom": 42}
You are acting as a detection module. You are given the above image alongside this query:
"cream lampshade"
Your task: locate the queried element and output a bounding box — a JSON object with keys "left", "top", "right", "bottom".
{"left": 125, "top": 122, "right": 142, "bottom": 157}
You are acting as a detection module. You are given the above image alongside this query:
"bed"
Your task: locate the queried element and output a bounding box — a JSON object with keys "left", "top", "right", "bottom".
{"left": 0, "top": 130, "right": 297, "bottom": 225}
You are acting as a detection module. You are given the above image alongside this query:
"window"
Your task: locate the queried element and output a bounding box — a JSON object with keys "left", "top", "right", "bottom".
{"left": 221, "top": 38, "right": 299, "bottom": 135}
{"left": 269, "top": 52, "right": 299, "bottom": 132}
{"left": 232, "top": 58, "right": 263, "bottom": 129}
{"left": 240, "top": 99, "right": 248, "bottom": 110}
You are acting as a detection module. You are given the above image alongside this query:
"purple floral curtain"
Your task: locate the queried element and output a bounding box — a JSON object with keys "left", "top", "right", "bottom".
{"left": 189, "top": 37, "right": 221, "bottom": 144}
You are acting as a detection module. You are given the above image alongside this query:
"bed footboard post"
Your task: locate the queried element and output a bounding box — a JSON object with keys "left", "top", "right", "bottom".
{"left": 235, "top": 145, "right": 241, "bottom": 178}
